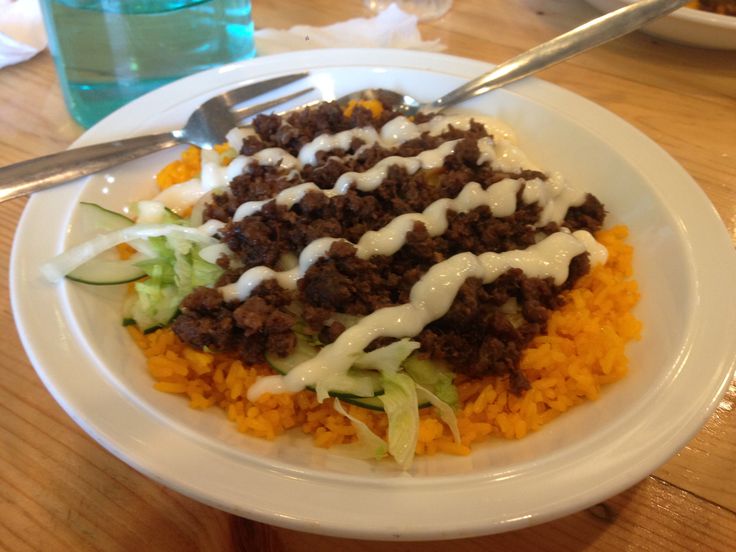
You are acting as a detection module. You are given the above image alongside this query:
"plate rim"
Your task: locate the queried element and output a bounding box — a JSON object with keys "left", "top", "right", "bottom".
{"left": 585, "top": 0, "right": 736, "bottom": 48}
{"left": 10, "top": 48, "right": 736, "bottom": 540}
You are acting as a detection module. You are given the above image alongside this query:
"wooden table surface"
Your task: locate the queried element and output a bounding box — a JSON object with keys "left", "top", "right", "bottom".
{"left": 1, "top": 1, "right": 735, "bottom": 550}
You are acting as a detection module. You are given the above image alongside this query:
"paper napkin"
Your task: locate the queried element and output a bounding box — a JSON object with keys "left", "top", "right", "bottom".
{"left": 255, "top": 4, "right": 444, "bottom": 55}
{"left": 0, "top": 0, "right": 46, "bottom": 69}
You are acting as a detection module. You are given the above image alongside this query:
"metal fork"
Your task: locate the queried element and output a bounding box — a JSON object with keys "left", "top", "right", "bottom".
{"left": 0, "top": 73, "right": 314, "bottom": 204}
{"left": 338, "top": 0, "right": 690, "bottom": 117}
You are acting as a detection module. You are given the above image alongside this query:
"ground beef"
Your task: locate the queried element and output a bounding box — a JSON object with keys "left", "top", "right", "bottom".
{"left": 173, "top": 287, "right": 236, "bottom": 351}
{"left": 172, "top": 100, "right": 607, "bottom": 391}
{"left": 173, "top": 281, "right": 298, "bottom": 363}
{"left": 564, "top": 194, "right": 606, "bottom": 232}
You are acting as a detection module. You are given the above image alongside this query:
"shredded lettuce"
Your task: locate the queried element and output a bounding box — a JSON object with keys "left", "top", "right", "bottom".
{"left": 333, "top": 399, "right": 388, "bottom": 460}
{"left": 319, "top": 342, "right": 461, "bottom": 469}
{"left": 124, "top": 232, "right": 222, "bottom": 331}
{"left": 404, "top": 356, "right": 458, "bottom": 407}
{"left": 50, "top": 200, "right": 464, "bottom": 469}
{"left": 314, "top": 371, "right": 378, "bottom": 403}
{"left": 42, "top": 201, "right": 223, "bottom": 332}
{"left": 353, "top": 339, "right": 420, "bottom": 373}
{"left": 378, "top": 371, "right": 420, "bottom": 470}
{"left": 41, "top": 224, "right": 216, "bottom": 283}
{"left": 314, "top": 340, "right": 419, "bottom": 401}
{"left": 124, "top": 279, "right": 181, "bottom": 332}
{"left": 415, "top": 384, "right": 461, "bottom": 444}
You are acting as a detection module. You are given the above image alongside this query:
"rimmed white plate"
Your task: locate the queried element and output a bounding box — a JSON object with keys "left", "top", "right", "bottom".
{"left": 10, "top": 49, "right": 736, "bottom": 540}
{"left": 586, "top": 0, "right": 736, "bottom": 49}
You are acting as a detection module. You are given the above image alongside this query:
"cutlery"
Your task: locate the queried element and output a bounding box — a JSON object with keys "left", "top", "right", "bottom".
{"left": 0, "top": 0, "right": 689, "bottom": 204}
{"left": 339, "top": 0, "right": 690, "bottom": 115}
{"left": 0, "top": 73, "right": 313, "bottom": 203}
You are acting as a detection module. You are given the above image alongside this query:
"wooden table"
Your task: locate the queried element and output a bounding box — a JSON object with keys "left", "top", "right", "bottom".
{"left": 1, "top": 1, "right": 735, "bottom": 550}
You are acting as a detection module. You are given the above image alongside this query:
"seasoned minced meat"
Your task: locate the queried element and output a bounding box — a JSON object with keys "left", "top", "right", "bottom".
{"left": 173, "top": 281, "right": 297, "bottom": 363}
{"left": 174, "top": 99, "right": 607, "bottom": 391}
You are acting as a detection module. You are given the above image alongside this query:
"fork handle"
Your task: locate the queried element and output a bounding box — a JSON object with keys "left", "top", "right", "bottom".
{"left": 0, "top": 131, "right": 181, "bottom": 203}
{"left": 431, "top": 0, "right": 689, "bottom": 110}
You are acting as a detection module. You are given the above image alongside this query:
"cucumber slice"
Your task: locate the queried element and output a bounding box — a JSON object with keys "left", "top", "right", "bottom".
{"left": 342, "top": 392, "right": 433, "bottom": 411}
{"left": 65, "top": 203, "right": 146, "bottom": 284}
{"left": 341, "top": 395, "right": 389, "bottom": 411}
{"left": 67, "top": 257, "right": 145, "bottom": 285}
{"left": 78, "top": 202, "right": 135, "bottom": 233}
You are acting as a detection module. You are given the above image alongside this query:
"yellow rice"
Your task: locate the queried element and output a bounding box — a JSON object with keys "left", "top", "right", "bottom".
{"left": 342, "top": 98, "right": 385, "bottom": 119}
{"left": 134, "top": 131, "right": 642, "bottom": 457}
{"left": 156, "top": 146, "right": 201, "bottom": 189}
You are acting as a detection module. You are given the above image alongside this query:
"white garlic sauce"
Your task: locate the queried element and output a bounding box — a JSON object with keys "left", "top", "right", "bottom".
{"left": 157, "top": 114, "right": 536, "bottom": 212}
{"left": 161, "top": 111, "right": 606, "bottom": 399}
{"left": 221, "top": 177, "right": 525, "bottom": 302}
{"left": 246, "top": 230, "right": 607, "bottom": 399}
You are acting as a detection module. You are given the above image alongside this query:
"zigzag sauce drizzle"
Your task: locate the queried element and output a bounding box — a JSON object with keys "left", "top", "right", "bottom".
{"left": 221, "top": 176, "right": 521, "bottom": 301}
{"left": 209, "top": 114, "right": 607, "bottom": 400}
{"left": 246, "top": 230, "right": 607, "bottom": 399}
{"left": 232, "top": 139, "right": 459, "bottom": 221}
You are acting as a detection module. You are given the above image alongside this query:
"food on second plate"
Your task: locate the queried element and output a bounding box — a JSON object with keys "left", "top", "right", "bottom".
{"left": 43, "top": 95, "right": 641, "bottom": 467}
{"left": 688, "top": 0, "right": 736, "bottom": 15}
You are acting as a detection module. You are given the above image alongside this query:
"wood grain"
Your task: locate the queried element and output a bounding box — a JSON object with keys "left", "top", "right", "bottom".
{"left": 0, "top": 1, "right": 735, "bottom": 550}
{"left": 256, "top": 477, "right": 736, "bottom": 552}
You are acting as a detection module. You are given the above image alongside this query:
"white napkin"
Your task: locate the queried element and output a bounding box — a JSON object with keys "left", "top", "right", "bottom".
{"left": 0, "top": 0, "right": 46, "bottom": 69}
{"left": 255, "top": 4, "right": 444, "bottom": 55}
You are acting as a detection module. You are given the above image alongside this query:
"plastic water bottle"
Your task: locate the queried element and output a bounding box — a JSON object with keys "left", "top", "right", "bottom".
{"left": 40, "top": 0, "right": 256, "bottom": 128}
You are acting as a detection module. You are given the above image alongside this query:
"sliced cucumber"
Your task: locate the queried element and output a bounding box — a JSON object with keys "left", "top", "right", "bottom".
{"left": 341, "top": 395, "right": 390, "bottom": 411}
{"left": 342, "top": 390, "right": 433, "bottom": 411}
{"left": 78, "top": 202, "right": 135, "bottom": 233}
{"left": 66, "top": 203, "right": 146, "bottom": 284}
{"left": 67, "top": 257, "right": 146, "bottom": 285}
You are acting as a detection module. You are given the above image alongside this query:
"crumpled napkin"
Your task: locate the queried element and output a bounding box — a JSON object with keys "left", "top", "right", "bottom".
{"left": 255, "top": 4, "right": 444, "bottom": 54}
{"left": 0, "top": 0, "right": 46, "bottom": 69}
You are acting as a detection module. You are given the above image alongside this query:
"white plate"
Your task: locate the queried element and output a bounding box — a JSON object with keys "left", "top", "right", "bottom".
{"left": 11, "top": 49, "right": 736, "bottom": 540}
{"left": 586, "top": 0, "right": 736, "bottom": 49}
